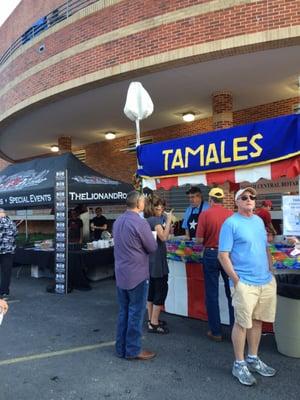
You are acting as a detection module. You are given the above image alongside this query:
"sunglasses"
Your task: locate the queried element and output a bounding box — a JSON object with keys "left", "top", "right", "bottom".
{"left": 239, "top": 195, "right": 256, "bottom": 201}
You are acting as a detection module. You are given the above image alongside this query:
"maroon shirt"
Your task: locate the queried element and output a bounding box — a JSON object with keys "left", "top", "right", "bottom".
{"left": 256, "top": 208, "right": 272, "bottom": 233}
{"left": 196, "top": 204, "right": 233, "bottom": 248}
{"left": 113, "top": 210, "right": 157, "bottom": 290}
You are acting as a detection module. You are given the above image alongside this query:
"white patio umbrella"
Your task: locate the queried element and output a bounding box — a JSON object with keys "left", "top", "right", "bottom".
{"left": 124, "top": 82, "right": 154, "bottom": 147}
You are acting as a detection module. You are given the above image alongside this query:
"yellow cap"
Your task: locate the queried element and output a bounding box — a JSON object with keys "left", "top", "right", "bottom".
{"left": 208, "top": 187, "right": 224, "bottom": 199}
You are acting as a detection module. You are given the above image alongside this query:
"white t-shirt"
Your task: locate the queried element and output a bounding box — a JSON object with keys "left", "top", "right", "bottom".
{"left": 80, "top": 211, "right": 90, "bottom": 242}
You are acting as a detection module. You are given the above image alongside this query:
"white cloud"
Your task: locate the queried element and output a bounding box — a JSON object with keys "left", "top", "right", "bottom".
{"left": 0, "top": 0, "right": 22, "bottom": 27}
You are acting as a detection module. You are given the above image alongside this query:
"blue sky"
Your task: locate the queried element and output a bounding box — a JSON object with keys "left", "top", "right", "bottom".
{"left": 0, "top": 0, "right": 21, "bottom": 27}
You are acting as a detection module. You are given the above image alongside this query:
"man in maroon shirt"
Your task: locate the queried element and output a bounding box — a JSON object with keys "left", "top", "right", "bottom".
{"left": 256, "top": 200, "right": 277, "bottom": 243}
{"left": 196, "top": 187, "right": 234, "bottom": 341}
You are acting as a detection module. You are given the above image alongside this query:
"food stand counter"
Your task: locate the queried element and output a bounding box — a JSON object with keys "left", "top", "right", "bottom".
{"left": 165, "top": 238, "right": 230, "bottom": 325}
{"left": 165, "top": 238, "right": 300, "bottom": 326}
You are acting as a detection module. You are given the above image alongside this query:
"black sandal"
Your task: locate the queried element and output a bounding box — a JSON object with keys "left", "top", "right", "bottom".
{"left": 148, "top": 322, "right": 169, "bottom": 334}
{"left": 147, "top": 319, "right": 167, "bottom": 327}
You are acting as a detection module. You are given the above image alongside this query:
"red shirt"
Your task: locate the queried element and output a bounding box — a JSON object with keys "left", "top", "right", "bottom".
{"left": 196, "top": 204, "right": 233, "bottom": 248}
{"left": 255, "top": 208, "right": 272, "bottom": 232}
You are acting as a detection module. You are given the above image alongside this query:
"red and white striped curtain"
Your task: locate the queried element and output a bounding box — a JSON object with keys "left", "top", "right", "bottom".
{"left": 143, "top": 155, "right": 300, "bottom": 191}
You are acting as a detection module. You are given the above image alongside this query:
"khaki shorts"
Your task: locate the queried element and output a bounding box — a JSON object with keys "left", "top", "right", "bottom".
{"left": 230, "top": 276, "right": 277, "bottom": 329}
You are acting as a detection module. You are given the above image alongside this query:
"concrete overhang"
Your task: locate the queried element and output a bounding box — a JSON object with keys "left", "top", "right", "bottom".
{"left": 0, "top": 45, "right": 299, "bottom": 161}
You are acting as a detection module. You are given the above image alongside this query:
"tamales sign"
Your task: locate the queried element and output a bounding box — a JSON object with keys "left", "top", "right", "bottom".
{"left": 137, "top": 114, "right": 300, "bottom": 178}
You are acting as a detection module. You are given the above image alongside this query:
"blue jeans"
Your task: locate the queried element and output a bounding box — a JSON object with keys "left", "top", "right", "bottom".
{"left": 115, "top": 280, "right": 148, "bottom": 358}
{"left": 203, "top": 248, "right": 234, "bottom": 336}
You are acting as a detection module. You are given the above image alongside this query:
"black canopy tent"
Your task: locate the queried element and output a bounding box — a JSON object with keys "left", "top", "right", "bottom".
{"left": 0, "top": 153, "right": 133, "bottom": 294}
{"left": 0, "top": 152, "right": 132, "bottom": 209}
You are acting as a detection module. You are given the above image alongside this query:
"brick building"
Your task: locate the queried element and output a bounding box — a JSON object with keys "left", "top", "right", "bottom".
{"left": 0, "top": 0, "right": 299, "bottom": 212}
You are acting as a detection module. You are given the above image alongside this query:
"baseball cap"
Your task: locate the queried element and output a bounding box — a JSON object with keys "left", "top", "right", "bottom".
{"left": 262, "top": 200, "right": 273, "bottom": 207}
{"left": 186, "top": 186, "right": 202, "bottom": 195}
{"left": 235, "top": 187, "right": 257, "bottom": 201}
{"left": 208, "top": 187, "right": 224, "bottom": 199}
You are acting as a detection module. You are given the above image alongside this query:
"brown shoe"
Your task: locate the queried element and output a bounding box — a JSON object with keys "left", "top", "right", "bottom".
{"left": 127, "top": 350, "right": 156, "bottom": 360}
{"left": 207, "top": 330, "right": 223, "bottom": 342}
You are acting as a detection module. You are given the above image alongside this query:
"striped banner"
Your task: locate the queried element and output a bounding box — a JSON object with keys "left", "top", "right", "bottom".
{"left": 143, "top": 155, "right": 300, "bottom": 190}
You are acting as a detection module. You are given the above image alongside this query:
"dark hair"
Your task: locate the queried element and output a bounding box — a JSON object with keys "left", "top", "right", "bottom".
{"left": 210, "top": 197, "right": 223, "bottom": 204}
{"left": 144, "top": 194, "right": 165, "bottom": 217}
{"left": 186, "top": 186, "right": 202, "bottom": 195}
{"left": 126, "top": 191, "right": 144, "bottom": 209}
{"left": 95, "top": 207, "right": 102, "bottom": 212}
{"left": 75, "top": 204, "right": 87, "bottom": 214}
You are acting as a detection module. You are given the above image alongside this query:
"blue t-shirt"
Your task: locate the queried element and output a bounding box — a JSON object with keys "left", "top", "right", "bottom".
{"left": 219, "top": 213, "right": 272, "bottom": 286}
{"left": 182, "top": 202, "right": 209, "bottom": 229}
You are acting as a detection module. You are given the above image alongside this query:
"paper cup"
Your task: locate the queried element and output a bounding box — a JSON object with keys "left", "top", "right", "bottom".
{"left": 152, "top": 231, "right": 157, "bottom": 240}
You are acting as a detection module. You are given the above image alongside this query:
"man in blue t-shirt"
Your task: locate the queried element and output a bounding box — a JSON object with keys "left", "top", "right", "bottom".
{"left": 218, "top": 187, "right": 277, "bottom": 387}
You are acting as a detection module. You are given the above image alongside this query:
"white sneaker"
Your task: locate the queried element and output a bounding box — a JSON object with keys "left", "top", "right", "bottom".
{"left": 246, "top": 357, "right": 276, "bottom": 377}
{"left": 232, "top": 361, "right": 257, "bottom": 386}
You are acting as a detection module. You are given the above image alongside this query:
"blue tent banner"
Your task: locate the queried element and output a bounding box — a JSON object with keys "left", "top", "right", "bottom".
{"left": 137, "top": 114, "right": 300, "bottom": 178}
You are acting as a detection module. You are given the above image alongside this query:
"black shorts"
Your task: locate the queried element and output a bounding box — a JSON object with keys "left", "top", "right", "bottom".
{"left": 147, "top": 275, "right": 168, "bottom": 306}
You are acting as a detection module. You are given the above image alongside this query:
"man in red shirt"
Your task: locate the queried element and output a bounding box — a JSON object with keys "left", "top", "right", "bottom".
{"left": 255, "top": 200, "right": 277, "bottom": 243}
{"left": 196, "top": 187, "right": 234, "bottom": 341}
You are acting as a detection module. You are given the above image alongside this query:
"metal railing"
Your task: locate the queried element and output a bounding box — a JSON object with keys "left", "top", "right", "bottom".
{"left": 0, "top": 0, "right": 99, "bottom": 67}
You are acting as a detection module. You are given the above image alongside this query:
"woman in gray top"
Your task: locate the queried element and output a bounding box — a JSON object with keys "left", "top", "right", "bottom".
{"left": 145, "top": 196, "right": 173, "bottom": 334}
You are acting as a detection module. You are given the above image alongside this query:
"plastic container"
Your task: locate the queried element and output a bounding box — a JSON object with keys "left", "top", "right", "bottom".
{"left": 275, "top": 274, "right": 300, "bottom": 358}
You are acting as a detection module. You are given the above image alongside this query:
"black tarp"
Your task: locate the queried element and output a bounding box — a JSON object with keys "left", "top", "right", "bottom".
{"left": 0, "top": 153, "right": 132, "bottom": 209}
{"left": 276, "top": 274, "right": 300, "bottom": 300}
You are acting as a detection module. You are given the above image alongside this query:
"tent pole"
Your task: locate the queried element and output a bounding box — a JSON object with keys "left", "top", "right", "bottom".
{"left": 135, "top": 119, "right": 141, "bottom": 170}
{"left": 135, "top": 119, "right": 140, "bottom": 147}
{"left": 25, "top": 209, "right": 28, "bottom": 241}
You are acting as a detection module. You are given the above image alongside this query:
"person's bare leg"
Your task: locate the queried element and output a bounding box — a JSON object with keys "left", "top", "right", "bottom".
{"left": 246, "top": 319, "right": 276, "bottom": 377}
{"left": 150, "top": 305, "right": 161, "bottom": 325}
{"left": 232, "top": 322, "right": 247, "bottom": 361}
{"left": 147, "top": 301, "right": 153, "bottom": 322}
{"left": 232, "top": 322, "right": 257, "bottom": 386}
{"left": 246, "top": 319, "right": 262, "bottom": 356}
